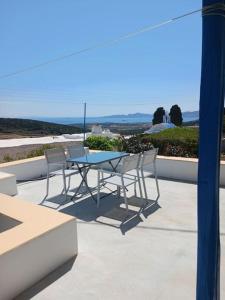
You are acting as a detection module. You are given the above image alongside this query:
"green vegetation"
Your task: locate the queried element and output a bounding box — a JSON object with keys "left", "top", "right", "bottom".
{"left": 84, "top": 136, "right": 121, "bottom": 151}
{"left": 142, "top": 127, "right": 198, "bottom": 158}
{"left": 169, "top": 105, "right": 183, "bottom": 126}
{"left": 0, "top": 118, "right": 81, "bottom": 137}
{"left": 118, "top": 135, "right": 153, "bottom": 154}
{"left": 148, "top": 127, "right": 198, "bottom": 140}
{"left": 3, "top": 154, "right": 14, "bottom": 162}
{"left": 26, "top": 144, "right": 54, "bottom": 158}
{"left": 84, "top": 128, "right": 199, "bottom": 158}
{"left": 152, "top": 105, "right": 183, "bottom": 126}
{"left": 152, "top": 107, "right": 165, "bottom": 125}
{"left": 1, "top": 144, "right": 56, "bottom": 163}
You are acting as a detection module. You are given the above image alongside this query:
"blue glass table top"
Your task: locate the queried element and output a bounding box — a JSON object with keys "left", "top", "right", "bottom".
{"left": 67, "top": 151, "right": 129, "bottom": 165}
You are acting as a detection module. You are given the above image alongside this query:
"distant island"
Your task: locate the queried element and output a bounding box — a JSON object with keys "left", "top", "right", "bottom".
{"left": 102, "top": 111, "right": 199, "bottom": 119}
{"left": 101, "top": 113, "right": 153, "bottom": 118}
{"left": 31, "top": 110, "right": 199, "bottom": 125}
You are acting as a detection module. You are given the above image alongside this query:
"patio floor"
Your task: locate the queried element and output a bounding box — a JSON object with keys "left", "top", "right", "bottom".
{"left": 16, "top": 170, "right": 225, "bottom": 300}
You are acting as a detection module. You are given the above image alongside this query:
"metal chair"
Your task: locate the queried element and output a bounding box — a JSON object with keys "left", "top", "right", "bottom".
{"left": 97, "top": 153, "right": 143, "bottom": 211}
{"left": 139, "top": 148, "right": 160, "bottom": 200}
{"left": 66, "top": 144, "right": 88, "bottom": 159}
{"left": 66, "top": 144, "right": 90, "bottom": 187}
{"left": 44, "top": 148, "right": 79, "bottom": 202}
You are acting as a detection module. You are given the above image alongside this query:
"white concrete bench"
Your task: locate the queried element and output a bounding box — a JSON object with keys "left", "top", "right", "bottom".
{"left": 0, "top": 171, "right": 17, "bottom": 196}
{"left": 0, "top": 194, "right": 78, "bottom": 299}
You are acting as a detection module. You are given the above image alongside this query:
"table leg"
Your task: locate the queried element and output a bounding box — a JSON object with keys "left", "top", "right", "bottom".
{"left": 71, "top": 164, "right": 97, "bottom": 203}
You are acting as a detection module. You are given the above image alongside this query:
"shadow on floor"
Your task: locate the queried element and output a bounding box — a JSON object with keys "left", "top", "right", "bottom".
{"left": 15, "top": 256, "right": 76, "bottom": 300}
{"left": 57, "top": 193, "right": 161, "bottom": 234}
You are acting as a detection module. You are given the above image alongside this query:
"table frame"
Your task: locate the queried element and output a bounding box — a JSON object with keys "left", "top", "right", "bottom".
{"left": 67, "top": 151, "right": 129, "bottom": 203}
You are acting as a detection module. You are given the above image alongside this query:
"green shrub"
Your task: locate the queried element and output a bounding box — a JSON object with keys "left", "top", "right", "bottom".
{"left": 84, "top": 136, "right": 121, "bottom": 151}
{"left": 148, "top": 127, "right": 198, "bottom": 140}
{"left": 83, "top": 128, "right": 199, "bottom": 158}
{"left": 118, "top": 135, "right": 153, "bottom": 153}
{"left": 26, "top": 144, "right": 54, "bottom": 158}
{"left": 141, "top": 127, "right": 199, "bottom": 158}
{"left": 3, "top": 154, "right": 13, "bottom": 162}
{"left": 149, "top": 137, "right": 198, "bottom": 158}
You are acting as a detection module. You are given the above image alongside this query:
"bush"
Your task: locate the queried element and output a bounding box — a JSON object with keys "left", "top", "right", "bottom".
{"left": 141, "top": 127, "right": 199, "bottom": 158}
{"left": 3, "top": 154, "right": 13, "bottom": 162}
{"left": 83, "top": 128, "right": 199, "bottom": 158}
{"left": 84, "top": 136, "right": 121, "bottom": 151}
{"left": 26, "top": 144, "right": 54, "bottom": 158}
{"left": 118, "top": 135, "right": 153, "bottom": 154}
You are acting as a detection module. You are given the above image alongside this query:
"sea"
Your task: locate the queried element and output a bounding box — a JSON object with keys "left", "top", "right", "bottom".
{"left": 34, "top": 115, "right": 197, "bottom": 125}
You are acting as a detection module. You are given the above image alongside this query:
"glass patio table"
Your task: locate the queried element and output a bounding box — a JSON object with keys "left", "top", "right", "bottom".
{"left": 66, "top": 151, "right": 129, "bottom": 203}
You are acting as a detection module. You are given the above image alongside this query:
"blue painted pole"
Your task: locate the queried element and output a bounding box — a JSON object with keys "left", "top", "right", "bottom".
{"left": 197, "top": 1, "right": 225, "bottom": 299}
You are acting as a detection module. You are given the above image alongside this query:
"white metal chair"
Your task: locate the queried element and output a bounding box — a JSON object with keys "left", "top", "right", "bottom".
{"left": 139, "top": 149, "right": 160, "bottom": 200}
{"left": 45, "top": 148, "right": 79, "bottom": 202}
{"left": 66, "top": 144, "right": 88, "bottom": 160}
{"left": 66, "top": 144, "right": 90, "bottom": 187}
{"left": 97, "top": 153, "right": 143, "bottom": 211}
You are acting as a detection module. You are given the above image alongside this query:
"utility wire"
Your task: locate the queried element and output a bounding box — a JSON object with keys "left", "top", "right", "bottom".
{"left": 0, "top": 100, "right": 165, "bottom": 106}
{"left": 1, "top": 3, "right": 224, "bottom": 80}
{"left": 0, "top": 6, "right": 208, "bottom": 80}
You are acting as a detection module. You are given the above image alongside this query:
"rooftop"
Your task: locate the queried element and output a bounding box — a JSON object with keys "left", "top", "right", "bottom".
{"left": 16, "top": 170, "right": 225, "bottom": 300}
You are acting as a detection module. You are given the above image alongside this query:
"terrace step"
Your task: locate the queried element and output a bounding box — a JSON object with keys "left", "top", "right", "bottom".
{"left": 0, "top": 171, "right": 17, "bottom": 196}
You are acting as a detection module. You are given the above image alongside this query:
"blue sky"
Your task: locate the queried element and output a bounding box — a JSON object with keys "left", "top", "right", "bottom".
{"left": 0, "top": 0, "right": 202, "bottom": 118}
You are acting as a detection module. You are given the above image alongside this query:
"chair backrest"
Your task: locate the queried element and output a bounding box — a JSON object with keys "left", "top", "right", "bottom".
{"left": 67, "top": 145, "right": 86, "bottom": 158}
{"left": 140, "top": 148, "right": 158, "bottom": 168}
{"left": 121, "top": 153, "right": 141, "bottom": 174}
{"left": 45, "top": 148, "right": 66, "bottom": 165}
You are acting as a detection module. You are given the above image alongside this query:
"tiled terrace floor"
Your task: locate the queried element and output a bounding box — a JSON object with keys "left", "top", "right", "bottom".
{"left": 16, "top": 170, "right": 225, "bottom": 300}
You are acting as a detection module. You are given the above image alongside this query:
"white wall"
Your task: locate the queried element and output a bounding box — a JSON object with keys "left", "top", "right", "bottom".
{"left": 0, "top": 218, "right": 77, "bottom": 300}
{"left": 0, "top": 157, "right": 47, "bottom": 181}
{"left": 147, "top": 156, "right": 225, "bottom": 186}
{"left": 145, "top": 157, "right": 198, "bottom": 183}
{"left": 0, "top": 172, "right": 17, "bottom": 195}
{"left": 1, "top": 154, "right": 225, "bottom": 185}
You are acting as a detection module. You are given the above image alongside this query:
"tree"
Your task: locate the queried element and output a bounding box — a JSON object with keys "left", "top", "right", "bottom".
{"left": 152, "top": 107, "right": 165, "bottom": 125}
{"left": 169, "top": 105, "right": 183, "bottom": 126}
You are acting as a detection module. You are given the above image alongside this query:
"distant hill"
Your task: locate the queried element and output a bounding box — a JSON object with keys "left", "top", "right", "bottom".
{"left": 30, "top": 111, "right": 199, "bottom": 125}
{"left": 102, "top": 111, "right": 199, "bottom": 120}
{"left": 0, "top": 118, "right": 81, "bottom": 138}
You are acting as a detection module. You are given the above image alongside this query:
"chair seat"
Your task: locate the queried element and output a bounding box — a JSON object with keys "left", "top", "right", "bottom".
{"left": 103, "top": 174, "right": 136, "bottom": 187}
{"left": 51, "top": 169, "right": 79, "bottom": 177}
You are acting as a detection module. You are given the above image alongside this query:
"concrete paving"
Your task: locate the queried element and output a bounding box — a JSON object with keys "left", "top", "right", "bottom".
{"left": 16, "top": 170, "right": 225, "bottom": 300}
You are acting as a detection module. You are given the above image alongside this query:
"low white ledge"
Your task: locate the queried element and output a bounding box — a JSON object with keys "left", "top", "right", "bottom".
{"left": 0, "top": 171, "right": 17, "bottom": 195}
{"left": 0, "top": 194, "right": 78, "bottom": 300}
{"left": 0, "top": 153, "right": 225, "bottom": 185}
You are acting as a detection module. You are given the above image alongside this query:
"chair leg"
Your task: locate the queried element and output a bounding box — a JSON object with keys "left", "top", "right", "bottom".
{"left": 137, "top": 170, "right": 143, "bottom": 200}
{"left": 134, "top": 179, "right": 137, "bottom": 197}
{"left": 154, "top": 163, "right": 160, "bottom": 199}
{"left": 97, "top": 170, "right": 101, "bottom": 207}
{"left": 117, "top": 186, "right": 121, "bottom": 198}
{"left": 67, "top": 175, "right": 71, "bottom": 192}
{"left": 121, "top": 176, "right": 128, "bottom": 211}
{"left": 62, "top": 169, "right": 67, "bottom": 202}
{"left": 46, "top": 167, "right": 50, "bottom": 197}
{"left": 141, "top": 169, "right": 148, "bottom": 199}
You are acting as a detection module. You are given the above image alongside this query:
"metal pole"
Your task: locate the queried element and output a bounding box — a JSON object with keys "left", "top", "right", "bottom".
{"left": 83, "top": 102, "right": 86, "bottom": 142}
{"left": 197, "top": 1, "right": 225, "bottom": 299}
